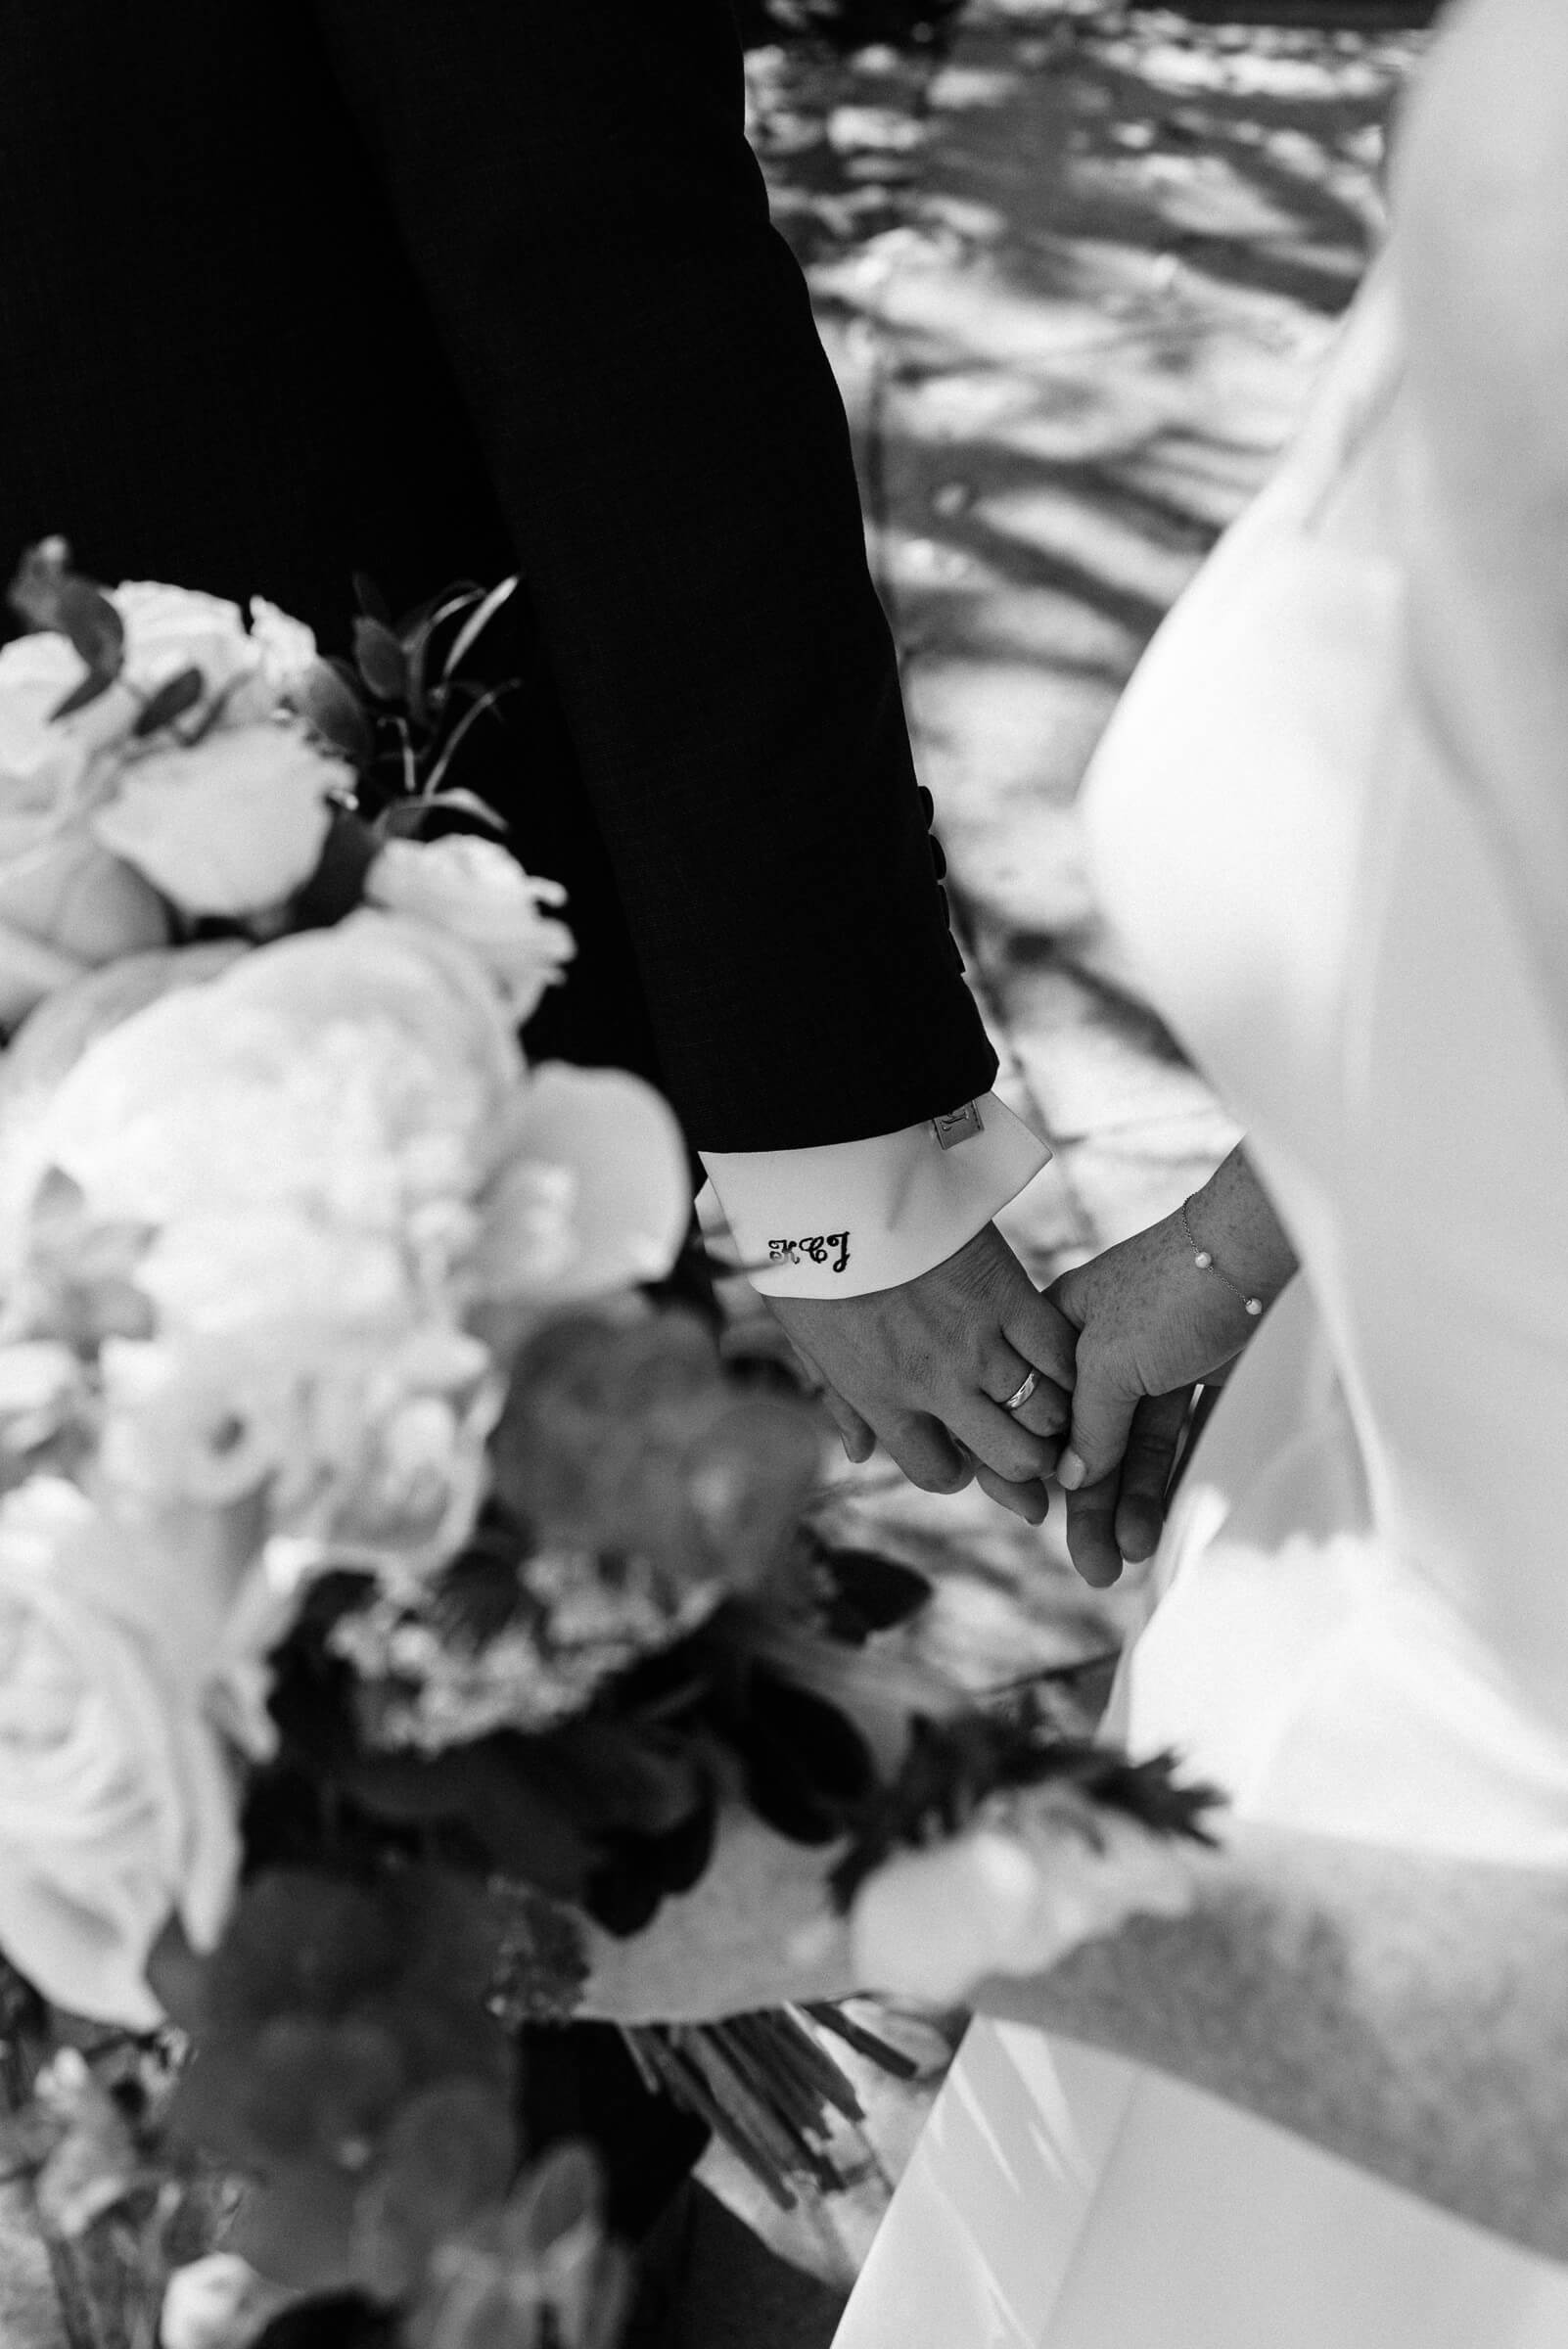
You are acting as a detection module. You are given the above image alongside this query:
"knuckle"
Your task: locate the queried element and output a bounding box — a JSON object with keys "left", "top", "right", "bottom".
{"left": 890, "top": 1421, "right": 969, "bottom": 1494}
{"left": 999, "top": 1428, "right": 1052, "bottom": 1478}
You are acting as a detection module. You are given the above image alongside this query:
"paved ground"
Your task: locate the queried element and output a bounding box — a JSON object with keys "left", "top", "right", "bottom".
{"left": 687, "top": 3, "right": 1429, "bottom": 2336}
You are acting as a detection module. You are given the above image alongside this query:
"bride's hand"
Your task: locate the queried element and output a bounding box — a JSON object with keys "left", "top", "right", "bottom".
{"left": 1048, "top": 1147, "right": 1297, "bottom": 1587}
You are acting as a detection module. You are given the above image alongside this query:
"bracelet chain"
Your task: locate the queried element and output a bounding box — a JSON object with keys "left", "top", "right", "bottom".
{"left": 1179, "top": 1197, "right": 1266, "bottom": 1317}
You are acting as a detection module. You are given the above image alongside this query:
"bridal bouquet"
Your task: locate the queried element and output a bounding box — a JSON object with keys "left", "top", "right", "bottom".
{"left": 0, "top": 542, "right": 1216, "bottom": 2349}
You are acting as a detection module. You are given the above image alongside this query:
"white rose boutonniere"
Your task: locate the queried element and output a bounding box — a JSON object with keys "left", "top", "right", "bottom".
{"left": 365, "top": 835, "right": 575, "bottom": 1022}
{"left": 93, "top": 724, "right": 345, "bottom": 921}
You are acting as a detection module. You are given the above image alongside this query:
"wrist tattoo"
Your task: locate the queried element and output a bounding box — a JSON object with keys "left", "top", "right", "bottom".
{"left": 768, "top": 1231, "right": 851, "bottom": 1273}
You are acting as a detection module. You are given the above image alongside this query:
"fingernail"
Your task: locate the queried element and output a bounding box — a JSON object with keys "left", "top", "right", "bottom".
{"left": 1057, "top": 1449, "right": 1086, "bottom": 1491}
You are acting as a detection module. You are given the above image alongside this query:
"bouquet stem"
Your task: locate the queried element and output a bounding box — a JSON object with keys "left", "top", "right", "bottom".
{"left": 623, "top": 2004, "right": 921, "bottom": 2213}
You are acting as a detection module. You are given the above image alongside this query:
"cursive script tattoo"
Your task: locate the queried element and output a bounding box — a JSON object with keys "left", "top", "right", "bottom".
{"left": 767, "top": 1231, "right": 852, "bottom": 1274}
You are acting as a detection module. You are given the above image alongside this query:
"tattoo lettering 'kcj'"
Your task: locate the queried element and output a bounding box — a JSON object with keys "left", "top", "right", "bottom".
{"left": 768, "top": 1232, "right": 851, "bottom": 1274}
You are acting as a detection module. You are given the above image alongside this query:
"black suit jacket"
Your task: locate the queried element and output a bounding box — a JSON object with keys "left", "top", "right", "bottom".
{"left": 0, "top": 0, "right": 996, "bottom": 1149}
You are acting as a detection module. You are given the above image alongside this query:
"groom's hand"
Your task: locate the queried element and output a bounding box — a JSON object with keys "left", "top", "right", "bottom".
{"left": 766, "top": 1222, "right": 1076, "bottom": 1523}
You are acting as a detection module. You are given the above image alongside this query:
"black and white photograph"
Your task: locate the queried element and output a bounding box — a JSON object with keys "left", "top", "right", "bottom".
{"left": 4, "top": 2, "right": 1564, "bottom": 2345}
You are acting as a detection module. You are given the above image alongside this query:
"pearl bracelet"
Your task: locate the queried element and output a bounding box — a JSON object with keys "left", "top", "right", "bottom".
{"left": 1179, "top": 1197, "right": 1265, "bottom": 1317}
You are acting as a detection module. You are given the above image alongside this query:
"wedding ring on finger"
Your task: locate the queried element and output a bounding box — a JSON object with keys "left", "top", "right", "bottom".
{"left": 1000, "top": 1368, "right": 1039, "bottom": 1415}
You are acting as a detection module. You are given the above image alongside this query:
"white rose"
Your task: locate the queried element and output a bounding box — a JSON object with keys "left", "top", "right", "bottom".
{"left": 0, "top": 637, "right": 167, "bottom": 1026}
{"left": 93, "top": 722, "right": 343, "bottom": 918}
{"left": 0, "top": 639, "right": 94, "bottom": 834}
{"left": 112, "top": 585, "right": 316, "bottom": 727}
{"left": 8, "top": 584, "right": 319, "bottom": 738}
{"left": 244, "top": 598, "right": 319, "bottom": 711}
{"left": 0, "top": 630, "right": 136, "bottom": 792}
{"left": 365, "top": 834, "right": 575, "bottom": 1021}
{"left": 112, "top": 582, "right": 260, "bottom": 707}
{"left": 0, "top": 1477, "right": 245, "bottom": 2026}
{"left": 849, "top": 1805, "right": 1202, "bottom": 2005}
{"left": 0, "top": 830, "right": 168, "bottom": 1029}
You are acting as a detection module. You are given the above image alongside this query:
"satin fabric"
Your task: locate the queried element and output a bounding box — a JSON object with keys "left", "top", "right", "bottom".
{"left": 834, "top": 256, "right": 1568, "bottom": 2346}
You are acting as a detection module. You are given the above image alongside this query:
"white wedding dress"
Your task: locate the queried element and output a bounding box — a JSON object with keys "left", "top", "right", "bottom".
{"left": 833, "top": 253, "right": 1568, "bottom": 2347}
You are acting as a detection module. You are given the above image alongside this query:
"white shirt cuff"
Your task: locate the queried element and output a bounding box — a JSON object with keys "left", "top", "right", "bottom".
{"left": 698, "top": 1093, "right": 1051, "bottom": 1300}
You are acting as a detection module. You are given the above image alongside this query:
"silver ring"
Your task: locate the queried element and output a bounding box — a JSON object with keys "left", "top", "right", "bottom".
{"left": 1000, "top": 1368, "right": 1039, "bottom": 1414}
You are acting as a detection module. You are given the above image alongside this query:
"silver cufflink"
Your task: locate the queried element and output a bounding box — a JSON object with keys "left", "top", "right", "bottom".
{"left": 932, "top": 1100, "right": 985, "bottom": 1149}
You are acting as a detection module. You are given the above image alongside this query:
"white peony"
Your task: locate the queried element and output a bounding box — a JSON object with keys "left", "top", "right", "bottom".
{"left": 365, "top": 834, "right": 575, "bottom": 1021}
{"left": 93, "top": 722, "right": 343, "bottom": 919}
{"left": 134, "top": 1212, "right": 411, "bottom": 1338}
{"left": 98, "top": 1331, "right": 318, "bottom": 1510}
{"left": 3, "top": 912, "right": 689, "bottom": 1586}
{"left": 24, "top": 914, "right": 521, "bottom": 1238}
{"left": 272, "top": 1321, "right": 499, "bottom": 1585}
{"left": 11, "top": 919, "right": 523, "bottom": 1568}
{"left": 96, "top": 1315, "right": 496, "bottom": 1582}
{"left": 0, "top": 1476, "right": 248, "bottom": 2026}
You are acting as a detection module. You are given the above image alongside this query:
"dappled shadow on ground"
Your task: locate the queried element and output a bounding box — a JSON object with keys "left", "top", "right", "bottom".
{"left": 734, "top": 0, "right": 965, "bottom": 51}
{"left": 749, "top": 5, "right": 1419, "bottom": 1278}
{"left": 751, "top": 5, "right": 1422, "bottom": 943}
{"left": 756, "top": 9, "right": 1422, "bottom": 445}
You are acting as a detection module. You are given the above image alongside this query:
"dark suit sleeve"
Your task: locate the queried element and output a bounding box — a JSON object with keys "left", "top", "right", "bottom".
{"left": 310, "top": 0, "right": 996, "bottom": 1152}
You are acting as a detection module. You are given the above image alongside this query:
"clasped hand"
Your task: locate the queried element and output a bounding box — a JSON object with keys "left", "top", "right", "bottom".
{"left": 1043, "top": 1218, "right": 1254, "bottom": 1586}
{"left": 769, "top": 1151, "right": 1295, "bottom": 1579}
{"left": 1046, "top": 1148, "right": 1299, "bottom": 1585}
{"left": 767, "top": 1221, "right": 1077, "bottom": 1524}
